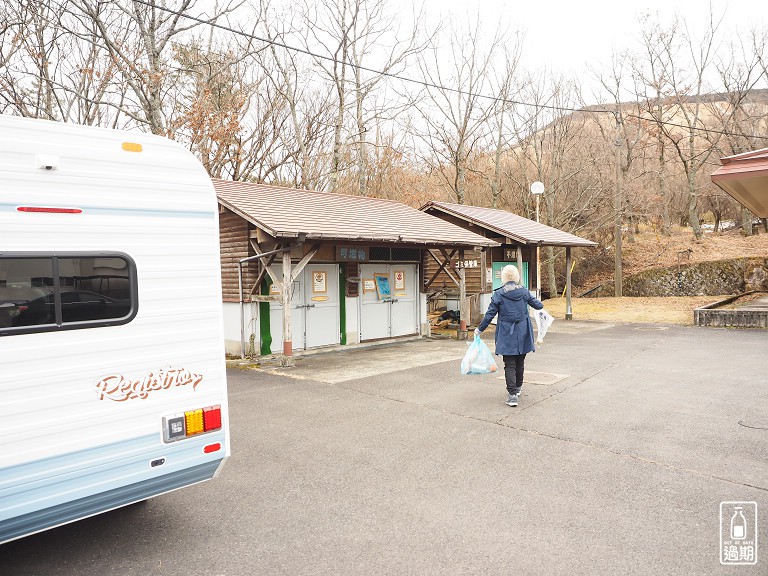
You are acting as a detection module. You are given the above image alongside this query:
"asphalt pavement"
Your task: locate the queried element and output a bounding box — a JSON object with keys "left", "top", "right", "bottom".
{"left": 1, "top": 319, "right": 766, "bottom": 575}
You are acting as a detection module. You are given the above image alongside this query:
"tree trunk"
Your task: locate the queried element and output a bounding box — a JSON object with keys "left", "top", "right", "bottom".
{"left": 546, "top": 245, "right": 557, "bottom": 297}
{"left": 355, "top": 79, "right": 367, "bottom": 196}
{"left": 614, "top": 136, "right": 623, "bottom": 297}
{"left": 491, "top": 116, "right": 503, "bottom": 208}
{"left": 688, "top": 171, "right": 702, "bottom": 239}
{"left": 455, "top": 142, "right": 466, "bottom": 204}
{"left": 741, "top": 207, "right": 753, "bottom": 236}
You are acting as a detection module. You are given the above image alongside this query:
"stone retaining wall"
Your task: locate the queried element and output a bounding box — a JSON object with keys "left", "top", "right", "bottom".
{"left": 694, "top": 293, "right": 768, "bottom": 327}
{"left": 590, "top": 257, "right": 768, "bottom": 297}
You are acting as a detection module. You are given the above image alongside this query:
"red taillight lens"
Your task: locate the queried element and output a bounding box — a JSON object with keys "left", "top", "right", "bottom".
{"left": 17, "top": 206, "right": 82, "bottom": 213}
{"left": 203, "top": 405, "right": 222, "bottom": 431}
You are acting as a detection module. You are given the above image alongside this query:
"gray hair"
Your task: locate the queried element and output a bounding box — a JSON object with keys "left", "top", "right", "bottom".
{"left": 501, "top": 264, "right": 520, "bottom": 284}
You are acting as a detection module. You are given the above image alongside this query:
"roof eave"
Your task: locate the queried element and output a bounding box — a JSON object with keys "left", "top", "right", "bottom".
{"left": 424, "top": 204, "right": 531, "bottom": 245}
{"left": 268, "top": 231, "right": 498, "bottom": 248}
{"left": 425, "top": 204, "right": 598, "bottom": 246}
{"left": 218, "top": 198, "right": 278, "bottom": 237}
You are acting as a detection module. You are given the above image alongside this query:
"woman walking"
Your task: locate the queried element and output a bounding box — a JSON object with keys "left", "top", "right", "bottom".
{"left": 475, "top": 265, "right": 543, "bottom": 407}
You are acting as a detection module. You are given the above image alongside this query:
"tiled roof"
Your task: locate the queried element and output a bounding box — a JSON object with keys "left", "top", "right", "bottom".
{"left": 214, "top": 180, "right": 498, "bottom": 248}
{"left": 421, "top": 202, "right": 597, "bottom": 247}
{"left": 711, "top": 148, "right": 768, "bottom": 218}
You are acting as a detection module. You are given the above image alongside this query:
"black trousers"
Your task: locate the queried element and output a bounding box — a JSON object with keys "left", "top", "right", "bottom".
{"left": 502, "top": 354, "right": 526, "bottom": 395}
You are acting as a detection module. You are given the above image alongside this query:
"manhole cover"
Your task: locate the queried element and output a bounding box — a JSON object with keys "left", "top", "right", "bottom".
{"left": 497, "top": 371, "right": 569, "bottom": 385}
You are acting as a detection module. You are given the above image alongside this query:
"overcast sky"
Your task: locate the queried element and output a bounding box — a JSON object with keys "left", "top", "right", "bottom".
{"left": 420, "top": 0, "right": 767, "bottom": 76}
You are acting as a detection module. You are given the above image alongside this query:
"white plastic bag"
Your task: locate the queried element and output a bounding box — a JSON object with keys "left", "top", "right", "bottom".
{"left": 461, "top": 334, "right": 498, "bottom": 375}
{"left": 534, "top": 308, "right": 554, "bottom": 343}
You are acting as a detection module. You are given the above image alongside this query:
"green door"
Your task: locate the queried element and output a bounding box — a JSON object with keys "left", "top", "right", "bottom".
{"left": 492, "top": 261, "right": 529, "bottom": 290}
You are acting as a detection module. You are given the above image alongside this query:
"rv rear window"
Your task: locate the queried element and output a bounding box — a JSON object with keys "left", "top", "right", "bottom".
{"left": 0, "top": 254, "right": 137, "bottom": 335}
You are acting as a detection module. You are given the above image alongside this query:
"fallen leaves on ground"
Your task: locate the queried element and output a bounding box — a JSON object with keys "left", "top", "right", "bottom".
{"left": 542, "top": 295, "right": 731, "bottom": 325}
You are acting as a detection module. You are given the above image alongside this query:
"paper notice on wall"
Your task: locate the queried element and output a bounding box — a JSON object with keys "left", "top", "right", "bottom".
{"left": 394, "top": 270, "right": 405, "bottom": 291}
{"left": 313, "top": 271, "right": 327, "bottom": 293}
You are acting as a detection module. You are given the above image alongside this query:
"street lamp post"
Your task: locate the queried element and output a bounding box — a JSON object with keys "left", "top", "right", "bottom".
{"left": 530, "top": 181, "right": 544, "bottom": 300}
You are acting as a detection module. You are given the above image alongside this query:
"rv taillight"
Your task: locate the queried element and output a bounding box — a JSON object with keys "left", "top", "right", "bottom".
{"left": 17, "top": 206, "right": 82, "bottom": 214}
{"left": 184, "top": 409, "right": 204, "bottom": 436}
{"left": 163, "top": 405, "right": 223, "bottom": 443}
{"left": 203, "top": 406, "right": 222, "bottom": 432}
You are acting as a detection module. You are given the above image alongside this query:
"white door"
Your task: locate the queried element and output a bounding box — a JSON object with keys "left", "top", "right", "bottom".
{"left": 303, "top": 264, "right": 340, "bottom": 348}
{"left": 359, "top": 264, "right": 419, "bottom": 341}
{"left": 390, "top": 265, "right": 418, "bottom": 337}
{"left": 268, "top": 264, "right": 339, "bottom": 352}
{"left": 360, "top": 264, "right": 390, "bottom": 341}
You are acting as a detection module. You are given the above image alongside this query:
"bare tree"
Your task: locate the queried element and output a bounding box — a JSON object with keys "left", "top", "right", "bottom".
{"left": 300, "top": 0, "right": 428, "bottom": 194}
{"left": 484, "top": 39, "right": 523, "bottom": 208}
{"left": 512, "top": 74, "right": 593, "bottom": 295}
{"left": 633, "top": 12, "right": 681, "bottom": 236}
{"left": 643, "top": 8, "right": 724, "bottom": 239}
{"left": 302, "top": 0, "right": 359, "bottom": 192}
{"left": 0, "top": 0, "right": 67, "bottom": 119}
{"left": 712, "top": 28, "right": 768, "bottom": 234}
{"left": 347, "top": 1, "right": 429, "bottom": 196}
{"left": 67, "top": 0, "right": 239, "bottom": 135}
{"left": 591, "top": 50, "right": 648, "bottom": 295}
{"left": 413, "top": 15, "right": 503, "bottom": 204}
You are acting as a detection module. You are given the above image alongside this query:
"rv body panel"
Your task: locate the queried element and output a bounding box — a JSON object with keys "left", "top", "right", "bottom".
{"left": 0, "top": 115, "right": 230, "bottom": 544}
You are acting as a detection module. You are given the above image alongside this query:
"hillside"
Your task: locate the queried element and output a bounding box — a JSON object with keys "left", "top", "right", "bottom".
{"left": 574, "top": 224, "right": 768, "bottom": 294}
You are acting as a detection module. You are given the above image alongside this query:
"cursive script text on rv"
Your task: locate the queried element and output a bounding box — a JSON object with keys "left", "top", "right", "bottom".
{"left": 95, "top": 368, "right": 204, "bottom": 401}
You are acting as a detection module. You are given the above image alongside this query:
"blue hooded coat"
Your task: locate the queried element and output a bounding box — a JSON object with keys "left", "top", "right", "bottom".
{"left": 477, "top": 282, "right": 544, "bottom": 356}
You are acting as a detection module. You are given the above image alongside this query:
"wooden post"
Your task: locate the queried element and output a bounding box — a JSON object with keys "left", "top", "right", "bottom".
{"left": 516, "top": 245, "right": 524, "bottom": 287}
{"left": 480, "top": 247, "right": 487, "bottom": 291}
{"left": 565, "top": 246, "right": 573, "bottom": 320}
{"left": 458, "top": 249, "right": 467, "bottom": 339}
{"left": 281, "top": 250, "right": 293, "bottom": 364}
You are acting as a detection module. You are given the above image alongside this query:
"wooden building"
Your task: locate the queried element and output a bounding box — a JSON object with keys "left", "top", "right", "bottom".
{"left": 214, "top": 180, "right": 498, "bottom": 359}
{"left": 420, "top": 202, "right": 597, "bottom": 323}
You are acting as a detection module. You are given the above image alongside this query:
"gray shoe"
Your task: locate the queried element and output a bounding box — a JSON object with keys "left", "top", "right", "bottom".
{"left": 506, "top": 393, "right": 518, "bottom": 407}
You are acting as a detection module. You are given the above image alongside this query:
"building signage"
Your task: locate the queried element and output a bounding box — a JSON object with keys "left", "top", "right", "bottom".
{"left": 336, "top": 246, "right": 368, "bottom": 262}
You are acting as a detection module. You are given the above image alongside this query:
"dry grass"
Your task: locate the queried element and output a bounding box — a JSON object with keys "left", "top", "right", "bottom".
{"left": 543, "top": 295, "right": 729, "bottom": 325}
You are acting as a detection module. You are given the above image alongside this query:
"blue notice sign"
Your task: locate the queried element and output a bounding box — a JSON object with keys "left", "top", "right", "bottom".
{"left": 374, "top": 274, "right": 391, "bottom": 300}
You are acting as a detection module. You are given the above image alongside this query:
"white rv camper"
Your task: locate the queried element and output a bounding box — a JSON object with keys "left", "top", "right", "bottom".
{"left": 0, "top": 116, "right": 230, "bottom": 543}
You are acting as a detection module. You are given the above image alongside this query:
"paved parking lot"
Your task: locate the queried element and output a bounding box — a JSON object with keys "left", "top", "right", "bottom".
{"left": 1, "top": 320, "right": 766, "bottom": 575}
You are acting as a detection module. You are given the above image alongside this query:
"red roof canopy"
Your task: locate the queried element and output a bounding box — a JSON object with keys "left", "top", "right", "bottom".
{"left": 711, "top": 148, "right": 768, "bottom": 218}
